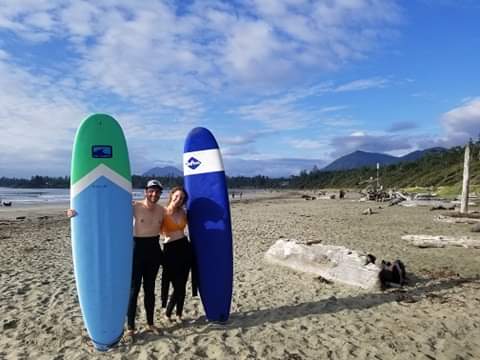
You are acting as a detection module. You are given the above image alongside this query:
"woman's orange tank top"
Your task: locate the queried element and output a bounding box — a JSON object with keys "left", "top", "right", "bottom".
{"left": 161, "top": 211, "right": 187, "bottom": 234}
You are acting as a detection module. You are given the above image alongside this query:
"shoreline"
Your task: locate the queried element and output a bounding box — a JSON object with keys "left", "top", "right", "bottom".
{"left": 0, "top": 203, "right": 67, "bottom": 220}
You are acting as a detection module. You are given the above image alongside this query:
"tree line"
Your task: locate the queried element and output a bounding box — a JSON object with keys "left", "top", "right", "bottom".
{"left": 1, "top": 142, "right": 478, "bottom": 190}
{"left": 0, "top": 175, "right": 186, "bottom": 189}
{"left": 0, "top": 174, "right": 285, "bottom": 189}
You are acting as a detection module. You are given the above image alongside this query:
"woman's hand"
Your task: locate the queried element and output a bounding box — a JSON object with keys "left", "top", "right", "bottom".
{"left": 66, "top": 209, "right": 77, "bottom": 218}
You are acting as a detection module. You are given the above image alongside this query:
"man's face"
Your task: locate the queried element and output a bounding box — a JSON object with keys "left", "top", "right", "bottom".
{"left": 145, "top": 187, "right": 162, "bottom": 204}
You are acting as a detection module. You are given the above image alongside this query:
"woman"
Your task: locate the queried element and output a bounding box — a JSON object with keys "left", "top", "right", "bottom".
{"left": 160, "top": 186, "right": 195, "bottom": 321}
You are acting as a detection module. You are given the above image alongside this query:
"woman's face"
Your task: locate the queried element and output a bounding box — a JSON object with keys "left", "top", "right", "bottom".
{"left": 171, "top": 190, "right": 185, "bottom": 208}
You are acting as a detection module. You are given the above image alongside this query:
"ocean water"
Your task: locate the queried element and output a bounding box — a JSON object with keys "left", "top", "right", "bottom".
{"left": 0, "top": 187, "right": 148, "bottom": 206}
{"left": 0, "top": 187, "right": 265, "bottom": 207}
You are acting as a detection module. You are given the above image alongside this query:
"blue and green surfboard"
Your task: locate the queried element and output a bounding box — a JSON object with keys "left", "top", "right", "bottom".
{"left": 70, "top": 114, "right": 132, "bottom": 350}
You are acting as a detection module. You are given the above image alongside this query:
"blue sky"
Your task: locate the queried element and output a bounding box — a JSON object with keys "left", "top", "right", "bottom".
{"left": 0, "top": 0, "right": 479, "bottom": 178}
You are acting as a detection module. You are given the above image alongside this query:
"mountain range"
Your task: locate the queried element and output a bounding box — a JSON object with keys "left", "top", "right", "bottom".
{"left": 141, "top": 147, "right": 447, "bottom": 178}
{"left": 142, "top": 166, "right": 183, "bottom": 177}
{"left": 322, "top": 147, "right": 446, "bottom": 171}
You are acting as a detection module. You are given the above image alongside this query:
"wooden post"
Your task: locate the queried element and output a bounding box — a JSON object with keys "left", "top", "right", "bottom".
{"left": 461, "top": 142, "right": 471, "bottom": 214}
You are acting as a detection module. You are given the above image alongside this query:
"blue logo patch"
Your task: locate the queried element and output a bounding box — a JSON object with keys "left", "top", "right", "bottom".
{"left": 92, "top": 145, "right": 112, "bottom": 158}
{"left": 186, "top": 157, "right": 201, "bottom": 170}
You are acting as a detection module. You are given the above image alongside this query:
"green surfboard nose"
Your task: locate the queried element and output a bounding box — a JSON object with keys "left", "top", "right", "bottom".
{"left": 71, "top": 114, "right": 131, "bottom": 185}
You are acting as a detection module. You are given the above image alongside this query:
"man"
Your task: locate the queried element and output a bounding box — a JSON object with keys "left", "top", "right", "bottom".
{"left": 126, "top": 179, "right": 165, "bottom": 337}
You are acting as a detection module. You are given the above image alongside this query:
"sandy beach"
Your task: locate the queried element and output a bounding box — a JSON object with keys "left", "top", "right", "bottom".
{"left": 1, "top": 191, "right": 479, "bottom": 359}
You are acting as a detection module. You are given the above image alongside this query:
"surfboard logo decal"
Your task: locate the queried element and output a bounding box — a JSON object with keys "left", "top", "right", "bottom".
{"left": 183, "top": 148, "right": 224, "bottom": 176}
{"left": 71, "top": 163, "right": 132, "bottom": 198}
{"left": 92, "top": 145, "right": 113, "bottom": 158}
{"left": 186, "top": 157, "right": 202, "bottom": 170}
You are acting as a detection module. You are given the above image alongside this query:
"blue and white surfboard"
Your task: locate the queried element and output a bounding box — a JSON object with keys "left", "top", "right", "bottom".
{"left": 70, "top": 114, "right": 133, "bottom": 350}
{"left": 183, "top": 127, "right": 233, "bottom": 322}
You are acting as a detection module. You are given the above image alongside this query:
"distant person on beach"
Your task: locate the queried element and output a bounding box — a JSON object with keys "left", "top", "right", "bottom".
{"left": 66, "top": 179, "right": 165, "bottom": 337}
{"left": 160, "top": 186, "right": 196, "bottom": 322}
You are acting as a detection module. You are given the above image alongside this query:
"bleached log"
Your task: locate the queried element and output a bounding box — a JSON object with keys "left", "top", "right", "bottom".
{"left": 451, "top": 200, "right": 476, "bottom": 206}
{"left": 264, "top": 239, "right": 381, "bottom": 289}
{"left": 414, "top": 193, "right": 438, "bottom": 200}
{"left": 317, "top": 195, "right": 335, "bottom": 200}
{"left": 434, "top": 215, "right": 480, "bottom": 224}
{"left": 461, "top": 143, "right": 471, "bottom": 214}
{"left": 401, "top": 234, "right": 480, "bottom": 249}
{"left": 394, "top": 192, "right": 411, "bottom": 201}
{"left": 400, "top": 200, "right": 456, "bottom": 208}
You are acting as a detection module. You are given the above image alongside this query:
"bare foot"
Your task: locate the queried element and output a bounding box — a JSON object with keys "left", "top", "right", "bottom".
{"left": 145, "top": 325, "right": 162, "bottom": 335}
{"left": 123, "top": 329, "right": 135, "bottom": 343}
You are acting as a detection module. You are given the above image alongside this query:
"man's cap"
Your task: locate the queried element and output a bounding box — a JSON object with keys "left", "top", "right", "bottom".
{"left": 146, "top": 179, "right": 163, "bottom": 189}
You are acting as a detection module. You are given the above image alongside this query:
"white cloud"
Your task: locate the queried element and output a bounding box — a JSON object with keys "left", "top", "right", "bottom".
{"left": 287, "top": 139, "right": 327, "bottom": 150}
{"left": 235, "top": 99, "right": 309, "bottom": 130}
{"left": 441, "top": 98, "right": 480, "bottom": 144}
{"left": 224, "top": 20, "right": 277, "bottom": 77}
{"left": 0, "top": 0, "right": 62, "bottom": 40}
{"left": 0, "top": 49, "right": 9, "bottom": 59}
{"left": 221, "top": 135, "right": 256, "bottom": 146}
{"left": 0, "top": 59, "right": 87, "bottom": 176}
{"left": 335, "top": 77, "right": 390, "bottom": 92}
{"left": 329, "top": 132, "right": 413, "bottom": 158}
{"left": 232, "top": 82, "right": 354, "bottom": 130}
{"left": 59, "top": 1, "right": 102, "bottom": 38}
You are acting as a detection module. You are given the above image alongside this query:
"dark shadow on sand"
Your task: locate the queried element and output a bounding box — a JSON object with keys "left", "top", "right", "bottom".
{"left": 186, "top": 276, "right": 479, "bottom": 333}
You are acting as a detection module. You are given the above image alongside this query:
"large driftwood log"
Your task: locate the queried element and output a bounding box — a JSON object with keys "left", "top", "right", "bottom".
{"left": 400, "top": 200, "right": 456, "bottom": 208}
{"left": 401, "top": 234, "right": 480, "bottom": 249}
{"left": 394, "top": 192, "right": 411, "bottom": 201}
{"left": 264, "top": 239, "right": 380, "bottom": 289}
{"left": 434, "top": 215, "right": 480, "bottom": 224}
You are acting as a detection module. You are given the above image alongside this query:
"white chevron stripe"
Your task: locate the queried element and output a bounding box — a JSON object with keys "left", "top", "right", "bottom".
{"left": 71, "top": 164, "right": 131, "bottom": 198}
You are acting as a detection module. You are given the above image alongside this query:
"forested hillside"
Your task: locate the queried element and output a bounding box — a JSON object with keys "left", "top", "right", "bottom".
{"left": 289, "top": 142, "right": 480, "bottom": 190}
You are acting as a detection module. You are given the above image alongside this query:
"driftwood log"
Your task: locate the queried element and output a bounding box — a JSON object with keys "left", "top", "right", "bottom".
{"left": 434, "top": 215, "right": 480, "bottom": 224}
{"left": 394, "top": 192, "right": 411, "bottom": 201}
{"left": 400, "top": 200, "right": 456, "bottom": 208}
{"left": 388, "top": 198, "right": 404, "bottom": 206}
{"left": 401, "top": 234, "right": 480, "bottom": 249}
{"left": 264, "top": 239, "right": 381, "bottom": 289}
